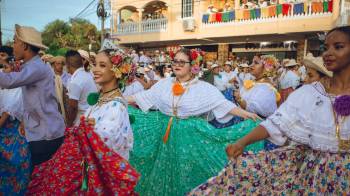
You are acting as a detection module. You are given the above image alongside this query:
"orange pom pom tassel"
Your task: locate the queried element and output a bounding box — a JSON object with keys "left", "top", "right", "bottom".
{"left": 172, "top": 83, "right": 185, "bottom": 96}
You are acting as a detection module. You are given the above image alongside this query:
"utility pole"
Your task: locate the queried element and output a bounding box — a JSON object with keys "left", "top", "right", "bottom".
{"left": 97, "top": 0, "right": 107, "bottom": 43}
{"left": 0, "top": 0, "right": 3, "bottom": 46}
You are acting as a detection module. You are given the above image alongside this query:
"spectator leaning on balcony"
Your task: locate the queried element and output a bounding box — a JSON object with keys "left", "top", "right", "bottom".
{"left": 258, "top": 0, "right": 269, "bottom": 8}
{"left": 1, "top": 24, "right": 65, "bottom": 166}
{"left": 207, "top": 4, "right": 218, "bottom": 14}
{"left": 241, "top": 0, "right": 253, "bottom": 8}
{"left": 223, "top": 3, "right": 232, "bottom": 12}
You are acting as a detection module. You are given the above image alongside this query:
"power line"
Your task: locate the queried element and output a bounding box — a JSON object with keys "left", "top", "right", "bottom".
{"left": 79, "top": 4, "right": 98, "bottom": 18}
{"left": 74, "top": 0, "right": 97, "bottom": 19}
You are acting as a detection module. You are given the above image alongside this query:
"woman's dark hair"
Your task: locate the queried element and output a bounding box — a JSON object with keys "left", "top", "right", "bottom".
{"left": 316, "top": 70, "right": 326, "bottom": 78}
{"left": 0, "top": 46, "right": 13, "bottom": 56}
{"left": 156, "top": 65, "right": 165, "bottom": 77}
{"left": 65, "top": 50, "right": 84, "bottom": 69}
{"left": 327, "top": 26, "right": 350, "bottom": 40}
{"left": 175, "top": 48, "right": 191, "bottom": 61}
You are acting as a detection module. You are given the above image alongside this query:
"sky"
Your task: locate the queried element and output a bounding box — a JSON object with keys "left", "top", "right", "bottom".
{"left": 1, "top": 0, "right": 110, "bottom": 43}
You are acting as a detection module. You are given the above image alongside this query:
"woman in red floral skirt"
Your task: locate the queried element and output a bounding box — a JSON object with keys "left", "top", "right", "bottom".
{"left": 27, "top": 42, "right": 139, "bottom": 195}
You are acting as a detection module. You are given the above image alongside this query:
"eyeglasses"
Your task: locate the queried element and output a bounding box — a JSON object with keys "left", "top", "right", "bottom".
{"left": 172, "top": 60, "right": 190, "bottom": 67}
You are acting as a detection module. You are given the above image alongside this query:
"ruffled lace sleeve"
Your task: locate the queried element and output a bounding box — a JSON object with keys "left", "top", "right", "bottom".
{"left": 132, "top": 78, "right": 167, "bottom": 112}
{"left": 0, "top": 88, "right": 24, "bottom": 121}
{"left": 244, "top": 84, "right": 277, "bottom": 118}
{"left": 260, "top": 85, "right": 315, "bottom": 146}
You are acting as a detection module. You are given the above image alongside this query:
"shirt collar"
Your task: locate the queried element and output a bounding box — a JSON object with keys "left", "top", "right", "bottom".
{"left": 71, "top": 67, "right": 85, "bottom": 78}
{"left": 22, "top": 55, "right": 41, "bottom": 68}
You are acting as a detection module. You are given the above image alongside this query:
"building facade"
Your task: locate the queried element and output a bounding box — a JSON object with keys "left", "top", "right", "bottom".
{"left": 110, "top": 0, "right": 350, "bottom": 62}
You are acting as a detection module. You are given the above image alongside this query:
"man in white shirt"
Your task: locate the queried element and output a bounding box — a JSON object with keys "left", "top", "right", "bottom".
{"left": 220, "top": 61, "right": 238, "bottom": 101}
{"left": 237, "top": 63, "right": 255, "bottom": 88}
{"left": 130, "top": 50, "right": 139, "bottom": 65}
{"left": 221, "top": 61, "right": 238, "bottom": 89}
{"left": 65, "top": 50, "right": 97, "bottom": 126}
{"left": 213, "top": 64, "right": 227, "bottom": 92}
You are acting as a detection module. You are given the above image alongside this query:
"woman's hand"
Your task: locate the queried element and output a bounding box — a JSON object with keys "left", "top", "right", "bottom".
{"left": 19, "top": 122, "right": 26, "bottom": 137}
{"left": 241, "top": 111, "right": 262, "bottom": 121}
{"left": 226, "top": 141, "right": 245, "bottom": 159}
{"left": 126, "top": 96, "right": 136, "bottom": 104}
{"left": 86, "top": 118, "right": 96, "bottom": 127}
{"left": 230, "top": 107, "right": 262, "bottom": 122}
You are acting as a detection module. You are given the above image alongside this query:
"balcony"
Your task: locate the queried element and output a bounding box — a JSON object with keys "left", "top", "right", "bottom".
{"left": 115, "top": 18, "right": 168, "bottom": 35}
{"left": 116, "top": 22, "right": 139, "bottom": 35}
{"left": 202, "top": 0, "right": 334, "bottom": 26}
{"left": 141, "top": 18, "right": 168, "bottom": 33}
{"left": 110, "top": 0, "right": 341, "bottom": 45}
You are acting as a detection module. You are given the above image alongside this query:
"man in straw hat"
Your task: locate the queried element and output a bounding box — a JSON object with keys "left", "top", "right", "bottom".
{"left": 278, "top": 59, "right": 301, "bottom": 103}
{"left": 0, "top": 24, "right": 65, "bottom": 167}
{"left": 237, "top": 63, "right": 255, "bottom": 88}
{"left": 303, "top": 53, "right": 333, "bottom": 84}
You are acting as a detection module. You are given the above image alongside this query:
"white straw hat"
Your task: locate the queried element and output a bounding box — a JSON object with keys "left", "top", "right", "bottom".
{"left": 303, "top": 53, "right": 333, "bottom": 77}
{"left": 224, "top": 61, "right": 232, "bottom": 65}
{"left": 211, "top": 63, "right": 220, "bottom": 69}
{"left": 78, "top": 49, "right": 90, "bottom": 61}
{"left": 15, "top": 24, "right": 48, "bottom": 50}
{"left": 238, "top": 63, "right": 250, "bottom": 68}
{"left": 284, "top": 59, "right": 298, "bottom": 67}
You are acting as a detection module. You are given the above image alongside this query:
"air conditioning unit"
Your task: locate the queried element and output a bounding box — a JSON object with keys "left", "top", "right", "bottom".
{"left": 183, "top": 18, "right": 196, "bottom": 32}
{"left": 336, "top": 10, "right": 350, "bottom": 27}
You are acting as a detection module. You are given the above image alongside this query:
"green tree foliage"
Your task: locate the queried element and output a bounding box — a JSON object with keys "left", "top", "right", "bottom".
{"left": 42, "top": 18, "right": 101, "bottom": 55}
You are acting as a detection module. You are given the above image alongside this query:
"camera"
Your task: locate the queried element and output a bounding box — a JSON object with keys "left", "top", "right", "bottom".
{"left": 0, "top": 56, "right": 15, "bottom": 69}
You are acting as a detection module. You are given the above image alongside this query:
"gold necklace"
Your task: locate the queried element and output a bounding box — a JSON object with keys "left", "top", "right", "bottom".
{"left": 86, "top": 89, "right": 122, "bottom": 118}
{"left": 330, "top": 98, "right": 350, "bottom": 151}
{"left": 163, "top": 77, "right": 195, "bottom": 144}
{"left": 172, "top": 77, "right": 194, "bottom": 117}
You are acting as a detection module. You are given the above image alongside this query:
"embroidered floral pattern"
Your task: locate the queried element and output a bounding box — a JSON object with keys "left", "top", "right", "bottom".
{"left": 189, "top": 145, "right": 350, "bottom": 195}
{"left": 27, "top": 117, "right": 139, "bottom": 195}
{"left": 0, "top": 119, "right": 31, "bottom": 195}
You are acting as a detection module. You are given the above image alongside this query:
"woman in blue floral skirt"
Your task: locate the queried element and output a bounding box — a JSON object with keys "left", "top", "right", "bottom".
{"left": 0, "top": 62, "right": 31, "bottom": 195}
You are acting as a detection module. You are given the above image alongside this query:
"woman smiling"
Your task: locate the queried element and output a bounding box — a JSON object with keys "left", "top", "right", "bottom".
{"left": 127, "top": 48, "right": 264, "bottom": 196}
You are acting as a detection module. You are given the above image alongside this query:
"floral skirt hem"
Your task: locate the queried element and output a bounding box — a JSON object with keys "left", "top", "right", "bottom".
{"left": 189, "top": 145, "right": 350, "bottom": 195}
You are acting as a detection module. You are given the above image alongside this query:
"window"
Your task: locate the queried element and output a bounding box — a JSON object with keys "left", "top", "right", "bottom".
{"left": 182, "top": 0, "right": 193, "bottom": 18}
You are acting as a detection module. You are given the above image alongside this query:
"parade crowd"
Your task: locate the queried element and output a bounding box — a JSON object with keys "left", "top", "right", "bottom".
{"left": 0, "top": 24, "right": 349, "bottom": 195}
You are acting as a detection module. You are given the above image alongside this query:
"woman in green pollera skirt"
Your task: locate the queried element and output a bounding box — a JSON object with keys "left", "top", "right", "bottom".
{"left": 127, "top": 48, "right": 264, "bottom": 196}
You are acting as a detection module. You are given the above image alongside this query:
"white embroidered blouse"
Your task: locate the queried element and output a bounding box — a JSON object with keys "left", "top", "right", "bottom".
{"left": 261, "top": 82, "right": 350, "bottom": 152}
{"left": 0, "top": 88, "right": 23, "bottom": 120}
{"left": 123, "top": 80, "right": 145, "bottom": 97}
{"left": 132, "top": 77, "right": 237, "bottom": 123}
{"left": 84, "top": 97, "right": 133, "bottom": 160}
{"left": 279, "top": 70, "right": 300, "bottom": 90}
{"left": 240, "top": 83, "right": 278, "bottom": 118}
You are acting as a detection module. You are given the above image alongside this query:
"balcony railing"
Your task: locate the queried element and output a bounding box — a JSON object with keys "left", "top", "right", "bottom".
{"left": 114, "top": 18, "right": 168, "bottom": 35}
{"left": 141, "top": 18, "right": 168, "bottom": 33}
{"left": 202, "top": 0, "right": 334, "bottom": 26}
{"left": 116, "top": 22, "right": 139, "bottom": 35}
